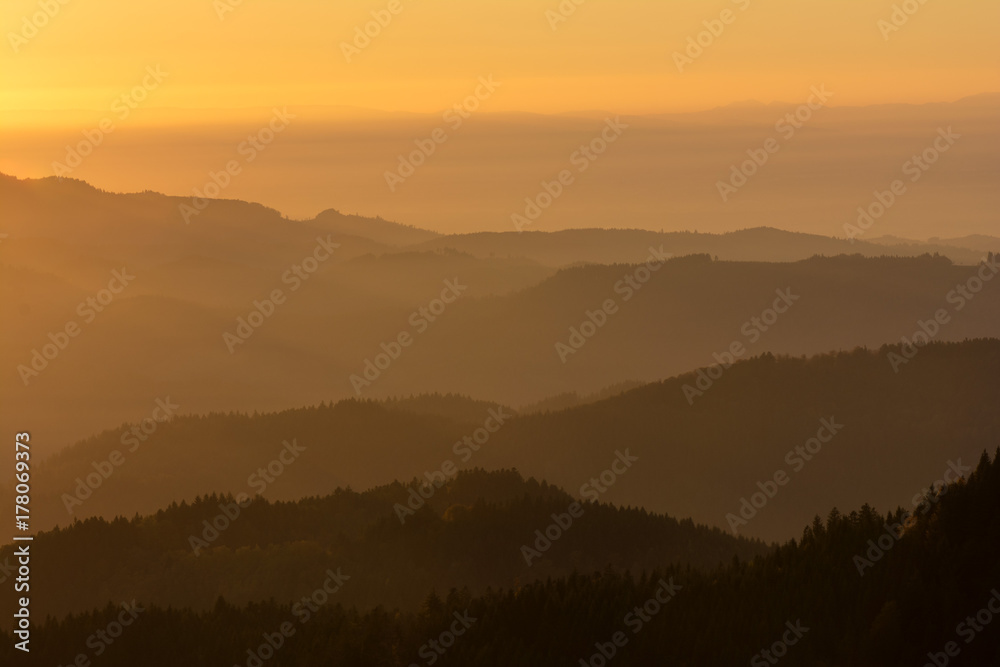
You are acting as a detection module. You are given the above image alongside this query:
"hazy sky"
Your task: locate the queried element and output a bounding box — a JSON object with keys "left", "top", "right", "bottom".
{"left": 2, "top": 0, "right": 997, "bottom": 118}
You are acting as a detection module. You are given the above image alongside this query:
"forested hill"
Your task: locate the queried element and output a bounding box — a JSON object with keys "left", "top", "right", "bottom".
{"left": 5, "top": 452, "right": 998, "bottom": 666}
{"left": 0, "top": 469, "right": 767, "bottom": 622}
{"left": 17, "top": 340, "right": 1000, "bottom": 541}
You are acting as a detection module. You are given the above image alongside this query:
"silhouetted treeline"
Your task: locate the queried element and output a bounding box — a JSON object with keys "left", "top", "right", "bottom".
{"left": 0, "top": 469, "right": 766, "bottom": 622}
{"left": 5, "top": 451, "right": 998, "bottom": 665}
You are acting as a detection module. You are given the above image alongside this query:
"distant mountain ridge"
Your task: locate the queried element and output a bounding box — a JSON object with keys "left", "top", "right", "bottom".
{"left": 2, "top": 173, "right": 992, "bottom": 267}
{"left": 3, "top": 174, "right": 998, "bottom": 452}
{"left": 310, "top": 208, "right": 440, "bottom": 246}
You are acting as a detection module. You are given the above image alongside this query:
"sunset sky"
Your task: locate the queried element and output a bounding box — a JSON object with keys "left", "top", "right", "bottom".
{"left": 2, "top": 0, "right": 997, "bottom": 120}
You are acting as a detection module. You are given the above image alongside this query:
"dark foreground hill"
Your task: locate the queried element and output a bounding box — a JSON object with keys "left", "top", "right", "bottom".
{"left": 14, "top": 340, "right": 1000, "bottom": 541}
{"left": 0, "top": 469, "right": 766, "bottom": 623}
{"left": 4, "top": 452, "right": 998, "bottom": 666}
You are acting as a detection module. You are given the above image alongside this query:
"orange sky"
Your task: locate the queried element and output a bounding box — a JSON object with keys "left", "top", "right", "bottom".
{"left": 1, "top": 0, "right": 998, "bottom": 120}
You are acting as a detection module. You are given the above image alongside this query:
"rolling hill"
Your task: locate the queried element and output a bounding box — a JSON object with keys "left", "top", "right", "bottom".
{"left": 11, "top": 340, "right": 1000, "bottom": 542}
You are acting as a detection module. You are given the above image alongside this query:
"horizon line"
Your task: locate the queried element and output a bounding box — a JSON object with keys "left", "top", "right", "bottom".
{"left": 5, "top": 170, "right": 997, "bottom": 247}
{"left": 3, "top": 91, "right": 998, "bottom": 121}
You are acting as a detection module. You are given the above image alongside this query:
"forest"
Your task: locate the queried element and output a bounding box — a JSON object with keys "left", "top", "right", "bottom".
{"left": 3, "top": 451, "right": 998, "bottom": 665}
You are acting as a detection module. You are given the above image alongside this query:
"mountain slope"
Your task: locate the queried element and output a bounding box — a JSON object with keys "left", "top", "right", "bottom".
{"left": 310, "top": 208, "right": 440, "bottom": 246}
{"left": 12, "top": 340, "right": 1000, "bottom": 541}
{"left": 5, "top": 452, "right": 999, "bottom": 665}
{"left": 0, "top": 469, "right": 766, "bottom": 621}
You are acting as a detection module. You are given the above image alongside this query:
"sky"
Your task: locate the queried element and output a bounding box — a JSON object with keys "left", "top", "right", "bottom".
{"left": 2, "top": 0, "right": 998, "bottom": 119}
